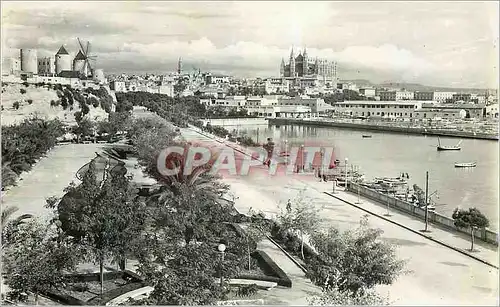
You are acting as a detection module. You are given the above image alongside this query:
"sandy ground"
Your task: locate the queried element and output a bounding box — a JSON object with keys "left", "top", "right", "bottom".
{"left": 180, "top": 127, "right": 499, "bottom": 306}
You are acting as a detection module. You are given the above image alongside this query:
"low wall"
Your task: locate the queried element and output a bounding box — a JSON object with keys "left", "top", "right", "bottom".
{"left": 202, "top": 118, "right": 268, "bottom": 127}
{"left": 269, "top": 118, "right": 499, "bottom": 141}
{"left": 347, "top": 182, "right": 498, "bottom": 245}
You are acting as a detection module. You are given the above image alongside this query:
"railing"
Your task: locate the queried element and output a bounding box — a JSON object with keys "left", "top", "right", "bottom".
{"left": 347, "top": 182, "right": 498, "bottom": 245}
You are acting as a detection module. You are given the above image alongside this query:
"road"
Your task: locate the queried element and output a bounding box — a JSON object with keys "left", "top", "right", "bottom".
{"left": 180, "top": 127, "right": 499, "bottom": 306}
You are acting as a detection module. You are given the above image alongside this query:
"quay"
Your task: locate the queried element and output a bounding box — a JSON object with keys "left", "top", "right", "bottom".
{"left": 268, "top": 118, "right": 499, "bottom": 140}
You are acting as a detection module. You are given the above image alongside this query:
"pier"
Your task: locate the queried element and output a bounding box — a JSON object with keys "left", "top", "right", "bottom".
{"left": 268, "top": 118, "right": 499, "bottom": 140}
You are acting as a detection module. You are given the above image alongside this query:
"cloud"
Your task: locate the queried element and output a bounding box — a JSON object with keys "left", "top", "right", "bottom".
{"left": 1, "top": 1, "right": 497, "bottom": 88}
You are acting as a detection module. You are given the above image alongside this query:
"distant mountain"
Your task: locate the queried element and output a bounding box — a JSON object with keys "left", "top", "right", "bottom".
{"left": 341, "top": 80, "right": 492, "bottom": 94}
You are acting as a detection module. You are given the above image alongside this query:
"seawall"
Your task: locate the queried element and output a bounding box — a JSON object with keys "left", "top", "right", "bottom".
{"left": 347, "top": 181, "right": 499, "bottom": 246}
{"left": 268, "top": 118, "right": 499, "bottom": 141}
{"left": 202, "top": 117, "right": 268, "bottom": 127}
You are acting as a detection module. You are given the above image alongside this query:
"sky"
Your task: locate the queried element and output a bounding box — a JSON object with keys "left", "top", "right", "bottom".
{"left": 1, "top": 1, "right": 499, "bottom": 88}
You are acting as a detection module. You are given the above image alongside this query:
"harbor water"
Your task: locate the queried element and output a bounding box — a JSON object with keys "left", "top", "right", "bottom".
{"left": 236, "top": 124, "right": 499, "bottom": 231}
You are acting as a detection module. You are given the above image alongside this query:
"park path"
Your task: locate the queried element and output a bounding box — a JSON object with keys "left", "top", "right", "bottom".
{"left": 1, "top": 143, "right": 103, "bottom": 220}
{"left": 181, "top": 126, "right": 499, "bottom": 306}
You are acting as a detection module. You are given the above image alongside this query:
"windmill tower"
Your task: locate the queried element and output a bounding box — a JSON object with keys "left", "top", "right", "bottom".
{"left": 73, "top": 37, "right": 97, "bottom": 78}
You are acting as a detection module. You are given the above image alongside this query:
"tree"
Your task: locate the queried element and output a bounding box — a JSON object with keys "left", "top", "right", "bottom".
{"left": 13, "top": 101, "right": 20, "bottom": 110}
{"left": 2, "top": 218, "right": 79, "bottom": 304}
{"left": 277, "top": 192, "right": 321, "bottom": 260}
{"left": 133, "top": 242, "right": 229, "bottom": 305}
{"left": 308, "top": 286, "right": 389, "bottom": 306}
{"left": 242, "top": 208, "right": 268, "bottom": 270}
{"left": 48, "top": 160, "right": 147, "bottom": 295}
{"left": 452, "top": 207, "right": 490, "bottom": 251}
{"left": 1, "top": 205, "right": 32, "bottom": 249}
{"left": 72, "top": 118, "right": 95, "bottom": 142}
{"left": 307, "top": 215, "right": 405, "bottom": 293}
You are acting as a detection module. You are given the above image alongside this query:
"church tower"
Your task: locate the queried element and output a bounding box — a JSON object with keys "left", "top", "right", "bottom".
{"left": 302, "top": 47, "right": 308, "bottom": 76}
{"left": 289, "top": 47, "right": 295, "bottom": 77}
{"left": 280, "top": 58, "right": 285, "bottom": 77}
{"left": 177, "top": 57, "right": 182, "bottom": 74}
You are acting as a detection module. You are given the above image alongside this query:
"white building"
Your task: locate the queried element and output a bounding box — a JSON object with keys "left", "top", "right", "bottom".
{"left": 246, "top": 105, "right": 312, "bottom": 118}
{"left": 206, "top": 74, "right": 230, "bottom": 84}
{"left": 110, "top": 81, "right": 126, "bottom": 92}
{"left": 264, "top": 78, "right": 290, "bottom": 94}
{"left": 278, "top": 97, "right": 333, "bottom": 114}
{"left": 485, "top": 104, "right": 499, "bottom": 118}
{"left": 245, "top": 95, "right": 279, "bottom": 107}
{"left": 1, "top": 58, "right": 21, "bottom": 76}
{"left": 359, "top": 88, "right": 376, "bottom": 98}
{"left": 201, "top": 96, "right": 247, "bottom": 107}
{"left": 396, "top": 91, "right": 414, "bottom": 101}
{"left": 433, "top": 91, "right": 456, "bottom": 103}
{"left": 330, "top": 101, "right": 424, "bottom": 119}
{"left": 38, "top": 57, "right": 56, "bottom": 76}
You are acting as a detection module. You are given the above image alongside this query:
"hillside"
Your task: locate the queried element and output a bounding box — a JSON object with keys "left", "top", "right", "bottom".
{"left": 1, "top": 83, "right": 111, "bottom": 127}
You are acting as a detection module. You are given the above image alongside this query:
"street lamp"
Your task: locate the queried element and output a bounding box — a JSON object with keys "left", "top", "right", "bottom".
{"left": 284, "top": 140, "right": 288, "bottom": 165}
{"left": 344, "top": 158, "right": 349, "bottom": 190}
{"left": 218, "top": 243, "right": 226, "bottom": 287}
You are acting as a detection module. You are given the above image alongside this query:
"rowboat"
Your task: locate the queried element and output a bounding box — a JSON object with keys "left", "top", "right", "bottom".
{"left": 454, "top": 162, "right": 476, "bottom": 168}
{"left": 362, "top": 135, "right": 372, "bottom": 138}
{"left": 437, "top": 137, "right": 462, "bottom": 151}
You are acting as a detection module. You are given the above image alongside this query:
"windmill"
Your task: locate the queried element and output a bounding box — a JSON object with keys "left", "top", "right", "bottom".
{"left": 73, "top": 37, "right": 97, "bottom": 78}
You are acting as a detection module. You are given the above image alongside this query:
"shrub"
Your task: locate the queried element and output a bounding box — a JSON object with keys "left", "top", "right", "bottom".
{"left": 27, "top": 99, "right": 33, "bottom": 105}
{"left": 236, "top": 284, "right": 259, "bottom": 297}
{"left": 22, "top": 81, "right": 29, "bottom": 87}
{"left": 13, "top": 101, "right": 20, "bottom": 110}
{"left": 19, "top": 89, "right": 26, "bottom": 94}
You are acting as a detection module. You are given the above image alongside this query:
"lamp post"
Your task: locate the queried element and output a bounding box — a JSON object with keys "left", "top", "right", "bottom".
{"left": 284, "top": 139, "right": 288, "bottom": 165}
{"left": 344, "top": 158, "right": 349, "bottom": 190}
{"left": 218, "top": 243, "right": 226, "bottom": 287}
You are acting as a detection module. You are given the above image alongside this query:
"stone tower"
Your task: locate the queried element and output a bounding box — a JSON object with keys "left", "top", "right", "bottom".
{"left": 302, "top": 47, "right": 308, "bottom": 76}
{"left": 289, "top": 47, "right": 295, "bottom": 77}
{"left": 280, "top": 58, "right": 285, "bottom": 77}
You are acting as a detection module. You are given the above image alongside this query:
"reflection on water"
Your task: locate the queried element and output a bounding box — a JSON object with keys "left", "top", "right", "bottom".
{"left": 233, "top": 124, "right": 499, "bottom": 230}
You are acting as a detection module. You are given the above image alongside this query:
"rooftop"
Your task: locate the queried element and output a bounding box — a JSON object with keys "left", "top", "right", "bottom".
{"left": 56, "top": 45, "right": 69, "bottom": 55}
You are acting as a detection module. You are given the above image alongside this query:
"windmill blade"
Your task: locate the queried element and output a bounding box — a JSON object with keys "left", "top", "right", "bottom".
{"left": 77, "top": 37, "right": 86, "bottom": 54}
{"left": 86, "top": 42, "right": 90, "bottom": 57}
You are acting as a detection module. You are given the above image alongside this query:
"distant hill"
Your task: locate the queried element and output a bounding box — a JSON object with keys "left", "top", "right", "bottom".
{"left": 340, "top": 80, "right": 492, "bottom": 94}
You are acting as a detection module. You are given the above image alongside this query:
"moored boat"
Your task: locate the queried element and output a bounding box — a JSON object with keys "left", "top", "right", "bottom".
{"left": 454, "top": 162, "right": 477, "bottom": 168}
{"left": 437, "top": 137, "right": 462, "bottom": 151}
{"left": 362, "top": 135, "right": 372, "bottom": 138}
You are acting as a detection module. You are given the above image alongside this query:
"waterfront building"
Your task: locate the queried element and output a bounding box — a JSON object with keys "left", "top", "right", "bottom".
{"left": 396, "top": 90, "right": 415, "bottom": 101}
{"left": 278, "top": 97, "right": 333, "bottom": 114}
{"left": 452, "top": 93, "right": 472, "bottom": 103}
{"left": 200, "top": 95, "right": 247, "bottom": 107}
{"left": 414, "top": 91, "right": 434, "bottom": 101}
{"left": 416, "top": 103, "right": 485, "bottom": 119}
{"left": 246, "top": 105, "right": 312, "bottom": 118}
{"left": 485, "top": 104, "right": 499, "bottom": 118}
{"left": 433, "top": 91, "right": 456, "bottom": 103}
{"left": 379, "top": 91, "right": 397, "bottom": 101}
{"left": 331, "top": 101, "right": 422, "bottom": 119}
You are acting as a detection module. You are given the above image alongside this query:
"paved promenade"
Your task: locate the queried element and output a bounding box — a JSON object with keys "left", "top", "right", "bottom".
{"left": 1, "top": 143, "right": 103, "bottom": 220}
{"left": 181, "top": 127, "right": 499, "bottom": 306}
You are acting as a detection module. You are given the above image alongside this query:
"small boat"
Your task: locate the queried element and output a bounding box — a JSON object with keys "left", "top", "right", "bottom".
{"left": 362, "top": 135, "right": 372, "bottom": 138}
{"left": 454, "top": 162, "right": 477, "bottom": 168}
{"left": 437, "top": 137, "right": 462, "bottom": 151}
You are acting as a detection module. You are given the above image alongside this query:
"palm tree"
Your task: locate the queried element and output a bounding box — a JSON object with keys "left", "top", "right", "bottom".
{"left": 1, "top": 206, "right": 32, "bottom": 248}
{"left": 148, "top": 143, "right": 232, "bottom": 244}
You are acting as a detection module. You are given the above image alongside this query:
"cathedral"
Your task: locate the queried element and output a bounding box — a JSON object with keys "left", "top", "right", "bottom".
{"left": 280, "top": 47, "right": 337, "bottom": 80}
